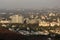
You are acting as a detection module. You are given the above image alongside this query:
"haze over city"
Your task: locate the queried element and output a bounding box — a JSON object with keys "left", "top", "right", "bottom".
{"left": 0, "top": 0, "right": 60, "bottom": 9}
{"left": 0, "top": 0, "right": 60, "bottom": 40}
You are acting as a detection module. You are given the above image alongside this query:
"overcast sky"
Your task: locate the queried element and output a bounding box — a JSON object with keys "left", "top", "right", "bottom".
{"left": 0, "top": 0, "right": 60, "bottom": 9}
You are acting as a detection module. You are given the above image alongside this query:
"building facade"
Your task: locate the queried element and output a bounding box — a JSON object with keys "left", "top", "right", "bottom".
{"left": 9, "top": 14, "right": 24, "bottom": 23}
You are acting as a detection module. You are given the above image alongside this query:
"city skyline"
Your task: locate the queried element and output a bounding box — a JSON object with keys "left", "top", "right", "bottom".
{"left": 0, "top": 0, "right": 60, "bottom": 9}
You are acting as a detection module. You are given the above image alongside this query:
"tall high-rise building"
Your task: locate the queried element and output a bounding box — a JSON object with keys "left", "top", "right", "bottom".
{"left": 9, "top": 14, "right": 24, "bottom": 23}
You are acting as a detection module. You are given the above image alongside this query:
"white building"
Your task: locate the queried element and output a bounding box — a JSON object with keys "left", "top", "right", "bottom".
{"left": 9, "top": 14, "right": 24, "bottom": 23}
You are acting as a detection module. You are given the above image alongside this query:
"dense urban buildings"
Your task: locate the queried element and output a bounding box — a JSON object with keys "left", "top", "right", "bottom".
{"left": 0, "top": 9, "right": 60, "bottom": 40}
{"left": 0, "top": 12, "right": 60, "bottom": 27}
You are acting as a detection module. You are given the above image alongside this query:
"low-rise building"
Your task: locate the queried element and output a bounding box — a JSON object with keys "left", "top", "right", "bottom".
{"left": 0, "top": 18, "right": 10, "bottom": 23}
{"left": 28, "top": 19, "right": 38, "bottom": 24}
{"left": 39, "top": 21, "right": 49, "bottom": 27}
{"left": 50, "top": 22, "right": 59, "bottom": 27}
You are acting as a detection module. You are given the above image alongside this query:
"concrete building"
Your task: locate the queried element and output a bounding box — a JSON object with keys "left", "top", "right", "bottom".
{"left": 39, "top": 21, "right": 49, "bottom": 27}
{"left": 28, "top": 19, "right": 38, "bottom": 24}
{"left": 0, "top": 18, "right": 10, "bottom": 23}
{"left": 30, "top": 14, "right": 34, "bottom": 19}
{"left": 40, "top": 15, "right": 45, "bottom": 20}
{"left": 49, "top": 12, "right": 56, "bottom": 16}
{"left": 50, "top": 22, "right": 59, "bottom": 27}
{"left": 9, "top": 14, "right": 24, "bottom": 23}
{"left": 24, "top": 18, "right": 30, "bottom": 24}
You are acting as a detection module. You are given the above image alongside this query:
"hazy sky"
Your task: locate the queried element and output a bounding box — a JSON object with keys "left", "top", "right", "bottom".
{"left": 0, "top": 0, "right": 60, "bottom": 9}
